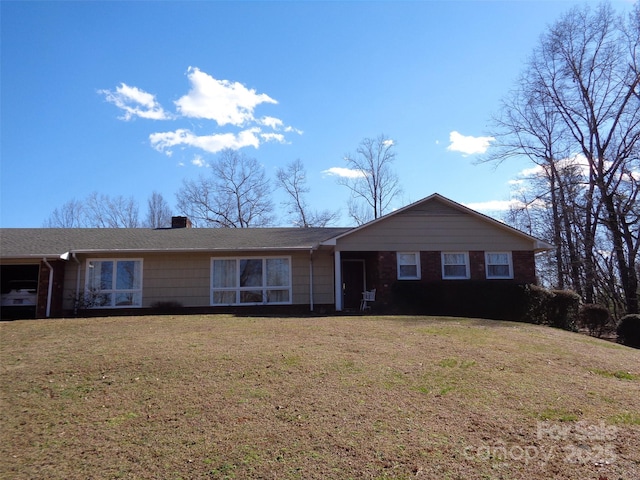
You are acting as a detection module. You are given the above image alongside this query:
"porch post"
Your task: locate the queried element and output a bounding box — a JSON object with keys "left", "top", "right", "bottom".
{"left": 334, "top": 250, "right": 342, "bottom": 311}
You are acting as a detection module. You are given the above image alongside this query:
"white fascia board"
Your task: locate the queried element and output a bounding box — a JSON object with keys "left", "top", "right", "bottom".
{"left": 63, "top": 246, "right": 320, "bottom": 255}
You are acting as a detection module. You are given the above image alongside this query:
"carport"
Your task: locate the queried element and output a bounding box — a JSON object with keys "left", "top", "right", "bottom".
{"left": 1, "top": 259, "right": 66, "bottom": 319}
{"left": 1, "top": 264, "right": 40, "bottom": 319}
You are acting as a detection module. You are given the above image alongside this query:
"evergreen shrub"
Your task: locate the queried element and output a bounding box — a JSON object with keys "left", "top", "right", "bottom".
{"left": 578, "top": 304, "right": 611, "bottom": 337}
{"left": 390, "top": 281, "right": 579, "bottom": 331}
{"left": 547, "top": 289, "right": 581, "bottom": 331}
{"left": 617, "top": 314, "right": 640, "bottom": 348}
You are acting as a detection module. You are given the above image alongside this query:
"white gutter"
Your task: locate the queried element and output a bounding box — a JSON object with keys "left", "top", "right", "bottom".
{"left": 42, "top": 258, "right": 54, "bottom": 318}
{"left": 48, "top": 246, "right": 321, "bottom": 255}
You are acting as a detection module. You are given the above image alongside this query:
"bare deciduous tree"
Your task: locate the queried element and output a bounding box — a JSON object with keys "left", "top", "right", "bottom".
{"left": 176, "top": 149, "right": 274, "bottom": 228}
{"left": 44, "top": 192, "right": 170, "bottom": 228}
{"left": 486, "top": 2, "right": 640, "bottom": 313}
{"left": 276, "top": 159, "right": 340, "bottom": 227}
{"left": 339, "top": 134, "right": 402, "bottom": 225}
{"left": 45, "top": 192, "right": 140, "bottom": 228}
{"left": 84, "top": 192, "right": 140, "bottom": 228}
{"left": 43, "top": 199, "right": 85, "bottom": 227}
{"left": 145, "top": 191, "right": 173, "bottom": 228}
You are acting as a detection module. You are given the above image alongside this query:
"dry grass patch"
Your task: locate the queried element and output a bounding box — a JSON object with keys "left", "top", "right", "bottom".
{"left": 1, "top": 314, "right": 639, "bottom": 479}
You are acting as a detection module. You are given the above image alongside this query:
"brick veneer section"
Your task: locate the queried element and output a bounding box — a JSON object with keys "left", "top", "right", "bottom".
{"left": 36, "top": 260, "right": 66, "bottom": 318}
{"left": 512, "top": 250, "right": 536, "bottom": 283}
{"left": 421, "top": 252, "right": 441, "bottom": 281}
{"left": 470, "top": 251, "right": 485, "bottom": 280}
{"left": 372, "top": 250, "right": 537, "bottom": 308}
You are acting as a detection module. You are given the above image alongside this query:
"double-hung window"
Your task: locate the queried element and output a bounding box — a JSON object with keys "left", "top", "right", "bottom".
{"left": 211, "top": 257, "right": 291, "bottom": 305}
{"left": 397, "top": 252, "right": 421, "bottom": 280}
{"left": 485, "top": 252, "right": 513, "bottom": 279}
{"left": 86, "top": 259, "right": 143, "bottom": 308}
{"left": 441, "top": 252, "right": 470, "bottom": 279}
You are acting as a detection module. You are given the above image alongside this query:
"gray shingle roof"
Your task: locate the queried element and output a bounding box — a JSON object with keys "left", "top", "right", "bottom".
{"left": 0, "top": 227, "right": 352, "bottom": 258}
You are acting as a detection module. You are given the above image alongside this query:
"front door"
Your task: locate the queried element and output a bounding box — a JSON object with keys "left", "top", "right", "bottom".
{"left": 342, "top": 260, "right": 365, "bottom": 310}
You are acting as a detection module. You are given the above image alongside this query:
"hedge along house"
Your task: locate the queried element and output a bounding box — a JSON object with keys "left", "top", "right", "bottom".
{"left": 0, "top": 194, "right": 552, "bottom": 319}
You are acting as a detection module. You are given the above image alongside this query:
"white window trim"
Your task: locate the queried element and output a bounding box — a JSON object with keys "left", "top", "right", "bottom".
{"left": 485, "top": 252, "right": 513, "bottom": 279}
{"left": 85, "top": 258, "right": 143, "bottom": 308}
{"left": 210, "top": 256, "right": 293, "bottom": 306}
{"left": 397, "top": 252, "right": 421, "bottom": 280}
{"left": 441, "top": 252, "right": 470, "bottom": 280}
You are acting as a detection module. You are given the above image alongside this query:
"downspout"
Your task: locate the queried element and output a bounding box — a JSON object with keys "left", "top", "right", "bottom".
{"left": 73, "top": 253, "right": 81, "bottom": 315}
{"left": 334, "top": 251, "right": 342, "bottom": 311}
{"left": 42, "top": 258, "right": 54, "bottom": 318}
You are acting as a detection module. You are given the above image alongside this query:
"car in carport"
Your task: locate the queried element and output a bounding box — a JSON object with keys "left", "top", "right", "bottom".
{"left": 1, "top": 280, "right": 37, "bottom": 307}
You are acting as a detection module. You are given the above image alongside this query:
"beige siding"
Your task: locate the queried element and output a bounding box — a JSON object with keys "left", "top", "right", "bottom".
{"left": 309, "top": 249, "right": 335, "bottom": 305}
{"left": 61, "top": 262, "right": 80, "bottom": 311}
{"left": 61, "top": 250, "right": 335, "bottom": 311}
{"left": 336, "top": 202, "right": 534, "bottom": 252}
{"left": 145, "top": 254, "right": 210, "bottom": 306}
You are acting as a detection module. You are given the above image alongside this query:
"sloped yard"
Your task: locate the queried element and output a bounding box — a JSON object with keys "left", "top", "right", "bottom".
{"left": 1, "top": 315, "right": 638, "bottom": 479}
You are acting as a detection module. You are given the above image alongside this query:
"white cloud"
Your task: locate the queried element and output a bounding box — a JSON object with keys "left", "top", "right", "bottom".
{"left": 322, "top": 167, "right": 368, "bottom": 179}
{"left": 191, "top": 155, "right": 206, "bottom": 167}
{"left": 258, "top": 116, "right": 283, "bottom": 129}
{"left": 520, "top": 165, "right": 543, "bottom": 177}
{"left": 260, "top": 132, "right": 286, "bottom": 143}
{"left": 101, "top": 67, "right": 301, "bottom": 158}
{"left": 447, "top": 131, "right": 495, "bottom": 156}
{"left": 149, "top": 127, "right": 261, "bottom": 154}
{"left": 99, "top": 83, "right": 170, "bottom": 121}
{"left": 466, "top": 198, "right": 549, "bottom": 214}
{"left": 464, "top": 199, "right": 524, "bottom": 212}
{"left": 517, "top": 154, "right": 591, "bottom": 179}
{"left": 284, "top": 126, "right": 304, "bottom": 134}
{"left": 175, "top": 67, "right": 277, "bottom": 126}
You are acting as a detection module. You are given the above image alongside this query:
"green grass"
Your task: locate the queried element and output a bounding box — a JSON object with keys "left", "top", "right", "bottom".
{"left": 609, "top": 411, "right": 640, "bottom": 425}
{"left": 1, "top": 314, "right": 639, "bottom": 479}
{"left": 591, "top": 368, "right": 639, "bottom": 381}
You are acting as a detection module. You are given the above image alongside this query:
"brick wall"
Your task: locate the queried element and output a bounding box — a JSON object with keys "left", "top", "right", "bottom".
{"left": 375, "top": 251, "right": 395, "bottom": 307}
{"left": 469, "top": 251, "right": 485, "bottom": 280}
{"left": 372, "top": 250, "right": 538, "bottom": 310}
{"left": 36, "top": 260, "right": 66, "bottom": 318}
{"left": 421, "top": 252, "right": 441, "bottom": 281}
{"left": 512, "top": 251, "right": 537, "bottom": 283}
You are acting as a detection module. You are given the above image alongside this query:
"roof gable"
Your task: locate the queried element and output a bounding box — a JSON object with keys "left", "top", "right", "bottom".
{"left": 323, "top": 193, "right": 552, "bottom": 252}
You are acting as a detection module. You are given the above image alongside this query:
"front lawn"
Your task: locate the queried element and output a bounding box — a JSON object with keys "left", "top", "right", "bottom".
{"left": 1, "top": 315, "right": 638, "bottom": 479}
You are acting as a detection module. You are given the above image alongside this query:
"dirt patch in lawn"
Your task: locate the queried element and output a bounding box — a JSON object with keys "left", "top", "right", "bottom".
{"left": 1, "top": 315, "right": 639, "bottom": 479}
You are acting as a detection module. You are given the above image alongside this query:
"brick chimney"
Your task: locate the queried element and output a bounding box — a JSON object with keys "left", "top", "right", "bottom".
{"left": 171, "top": 216, "right": 192, "bottom": 229}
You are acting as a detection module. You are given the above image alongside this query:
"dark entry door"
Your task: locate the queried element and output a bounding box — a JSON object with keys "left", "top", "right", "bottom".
{"left": 342, "top": 260, "right": 365, "bottom": 310}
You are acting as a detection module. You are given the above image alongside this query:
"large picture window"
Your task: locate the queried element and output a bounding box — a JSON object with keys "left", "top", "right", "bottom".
{"left": 211, "top": 257, "right": 291, "bottom": 305}
{"left": 441, "top": 252, "right": 470, "bottom": 279}
{"left": 86, "top": 259, "right": 143, "bottom": 308}
{"left": 397, "top": 252, "right": 421, "bottom": 280}
{"left": 485, "top": 252, "right": 513, "bottom": 279}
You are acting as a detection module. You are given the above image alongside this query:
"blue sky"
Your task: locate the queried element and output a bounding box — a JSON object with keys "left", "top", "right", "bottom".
{"left": 1, "top": 0, "right": 635, "bottom": 228}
